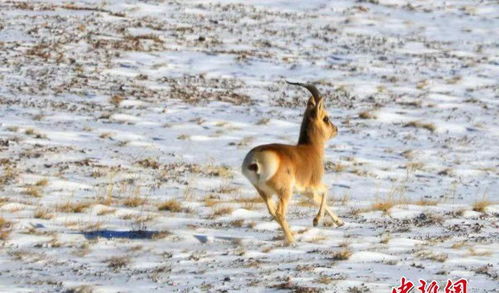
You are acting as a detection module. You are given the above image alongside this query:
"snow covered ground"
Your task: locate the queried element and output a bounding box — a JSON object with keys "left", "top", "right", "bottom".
{"left": 0, "top": 0, "right": 498, "bottom": 292}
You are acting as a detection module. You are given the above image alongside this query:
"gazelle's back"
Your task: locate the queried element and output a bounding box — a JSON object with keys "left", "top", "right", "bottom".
{"left": 242, "top": 143, "right": 323, "bottom": 192}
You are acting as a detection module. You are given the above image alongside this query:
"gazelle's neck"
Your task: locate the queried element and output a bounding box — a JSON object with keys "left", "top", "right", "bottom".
{"left": 297, "top": 118, "right": 326, "bottom": 156}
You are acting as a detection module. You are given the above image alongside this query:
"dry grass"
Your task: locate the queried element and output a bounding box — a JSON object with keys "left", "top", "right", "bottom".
{"left": 0, "top": 164, "right": 19, "bottom": 185}
{"left": 330, "top": 193, "right": 351, "bottom": 206}
{"left": 35, "top": 179, "right": 49, "bottom": 186}
{"left": 136, "top": 158, "right": 160, "bottom": 169}
{"left": 123, "top": 196, "right": 146, "bottom": 207}
{"left": 230, "top": 219, "right": 245, "bottom": 227}
{"left": 331, "top": 248, "right": 353, "bottom": 261}
{"left": 237, "top": 196, "right": 263, "bottom": 204}
{"left": 416, "top": 79, "right": 430, "bottom": 89}
{"left": 6, "top": 126, "right": 19, "bottom": 132}
{"left": 213, "top": 184, "right": 239, "bottom": 194}
{"left": 467, "top": 247, "right": 492, "bottom": 257}
{"left": 34, "top": 208, "right": 54, "bottom": 219}
{"left": 110, "top": 95, "right": 124, "bottom": 106}
{"left": 203, "top": 195, "right": 219, "bottom": 207}
{"left": 306, "top": 234, "right": 328, "bottom": 243}
{"left": 99, "top": 132, "right": 113, "bottom": 139}
{"left": 415, "top": 250, "right": 448, "bottom": 262}
{"left": 90, "top": 170, "right": 105, "bottom": 178}
{"left": 203, "top": 195, "right": 262, "bottom": 210}
{"left": 158, "top": 199, "right": 182, "bottom": 212}
{"left": 210, "top": 206, "right": 234, "bottom": 218}
{"left": 451, "top": 241, "right": 468, "bottom": 249}
{"left": 151, "top": 231, "right": 172, "bottom": 240}
{"left": 24, "top": 128, "right": 47, "bottom": 138}
{"left": 0, "top": 217, "right": 11, "bottom": 240}
{"left": 24, "top": 186, "right": 42, "bottom": 197}
{"left": 96, "top": 206, "right": 116, "bottom": 216}
{"left": 358, "top": 110, "right": 377, "bottom": 119}
{"left": 404, "top": 121, "right": 436, "bottom": 132}
{"left": 317, "top": 276, "right": 334, "bottom": 284}
{"left": 203, "top": 164, "right": 233, "bottom": 178}
{"left": 105, "top": 256, "right": 130, "bottom": 270}
{"left": 380, "top": 234, "right": 391, "bottom": 244}
{"left": 371, "top": 201, "right": 395, "bottom": 213}
{"left": 234, "top": 136, "right": 254, "bottom": 148}
{"left": 57, "top": 201, "right": 91, "bottom": 213}
{"left": 406, "top": 161, "right": 424, "bottom": 172}
{"left": 297, "top": 198, "right": 315, "bottom": 207}
{"left": 177, "top": 134, "right": 191, "bottom": 140}
{"left": 370, "top": 194, "right": 410, "bottom": 213}
{"left": 256, "top": 118, "right": 270, "bottom": 125}
{"left": 472, "top": 200, "right": 492, "bottom": 213}
{"left": 414, "top": 199, "right": 439, "bottom": 206}
{"left": 325, "top": 161, "right": 347, "bottom": 172}
{"left": 66, "top": 285, "right": 94, "bottom": 293}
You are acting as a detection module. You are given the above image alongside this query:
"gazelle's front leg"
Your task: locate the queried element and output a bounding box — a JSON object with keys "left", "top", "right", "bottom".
{"left": 316, "top": 190, "right": 343, "bottom": 226}
{"left": 305, "top": 187, "right": 344, "bottom": 227}
{"left": 313, "top": 190, "right": 327, "bottom": 227}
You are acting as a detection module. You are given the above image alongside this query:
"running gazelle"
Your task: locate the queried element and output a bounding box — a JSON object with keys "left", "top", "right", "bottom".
{"left": 242, "top": 82, "right": 343, "bottom": 244}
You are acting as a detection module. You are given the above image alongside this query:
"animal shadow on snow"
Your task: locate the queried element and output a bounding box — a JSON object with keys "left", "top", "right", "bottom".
{"left": 82, "top": 230, "right": 161, "bottom": 240}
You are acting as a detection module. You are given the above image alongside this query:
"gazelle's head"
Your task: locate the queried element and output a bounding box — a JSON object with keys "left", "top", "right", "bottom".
{"left": 287, "top": 82, "right": 338, "bottom": 145}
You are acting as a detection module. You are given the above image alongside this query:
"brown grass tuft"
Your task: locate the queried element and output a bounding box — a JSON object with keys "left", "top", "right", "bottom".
{"left": 414, "top": 199, "right": 438, "bottom": 206}
{"left": 467, "top": 247, "right": 492, "bottom": 257}
{"left": 256, "top": 118, "right": 270, "bottom": 125}
{"left": 136, "top": 158, "right": 160, "bottom": 169}
{"left": 404, "top": 121, "right": 436, "bottom": 132}
{"left": 123, "top": 196, "right": 146, "bottom": 207}
{"left": 158, "top": 200, "right": 182, "bottom": 212}
{"left": 415, "top": 250, "right": 448, "bottom": 262}
{"left": 34, "top": 208, "right": 54, "bottom": 220}
{"left": 210, "top": 206, "right": 234, "bottom": 218}
{"left": 472, "top": 200, "right": 492, "bottom": 213}
{"left": 213, "top": 184, "right": 239, "bottom": 194}
{"left": 110, "top": 95, "right": 124, "bottom": 106}
{"left": 359, "top": 110, "right": 377, "bottom": 119}
{"left": 0, "top": 217, "right": 11, "bottom": 240}
{"left": 57, "top": 201, "right": 91, "bottom": 213}
{"left": 99, "top": 132, "right": 114, "bottom": 139}
{"left": 325, "top": 161, "right": 347, "bottom": 172}
{"left": 24, "top": 186, "right": 42, "bottom": 197}
{"left": 230, "top": 219, "right": 245, "bottom": 227}
{"left": 105, "top": 256, "right": 130, "bottom": 270}
{"left": 35, "top": 179, "right": 49, "bottom": 186}
{"left": 371, "top": 201, "right": 395, "bottom": 213}
{"left": 177, "top": 134, "right": 191, "bottom": 140}
{"left": 331, "top": 249, "right": 353, "bottom": 260}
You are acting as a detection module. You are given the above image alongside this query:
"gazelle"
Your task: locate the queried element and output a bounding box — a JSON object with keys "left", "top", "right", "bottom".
{"left": 242, "top": 82, "right": 343, "bottom": 244}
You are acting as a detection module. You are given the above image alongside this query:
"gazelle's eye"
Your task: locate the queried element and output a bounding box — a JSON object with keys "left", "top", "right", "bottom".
{"left": 323, "top": 116, "right": 329, "bottom": 123}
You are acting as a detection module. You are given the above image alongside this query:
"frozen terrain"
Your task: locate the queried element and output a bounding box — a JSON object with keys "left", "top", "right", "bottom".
{"left": 0, "top": 0, "right": 498, "bottom": 292}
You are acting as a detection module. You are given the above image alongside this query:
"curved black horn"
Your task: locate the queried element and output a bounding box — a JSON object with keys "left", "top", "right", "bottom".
{"left": 286, "top": 81, "right": 321, "bottom": 103}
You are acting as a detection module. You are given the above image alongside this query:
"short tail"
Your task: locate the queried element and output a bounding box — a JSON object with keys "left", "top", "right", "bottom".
{"left": 247, "top": 163, "right": 259, "bottom": 173}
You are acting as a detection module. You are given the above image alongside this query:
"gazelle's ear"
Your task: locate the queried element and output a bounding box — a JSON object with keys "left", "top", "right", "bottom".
{"left": 316, "top": 97, "right": 325, "bottom": 111}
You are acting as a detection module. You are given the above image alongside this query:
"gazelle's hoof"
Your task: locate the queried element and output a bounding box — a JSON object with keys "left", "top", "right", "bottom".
{"left": 336, "top": 219, "right": 345, "bottom": 227}
{"left": 313, "top": 218, "right": 319, "bottom": 227}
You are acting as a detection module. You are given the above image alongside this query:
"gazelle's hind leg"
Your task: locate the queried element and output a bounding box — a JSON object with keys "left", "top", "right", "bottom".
{"left": 275, "top": 187, "right": 295, "bottom": 244}
{"left": 255, "top": 187, "right": 277, "bottom": 220}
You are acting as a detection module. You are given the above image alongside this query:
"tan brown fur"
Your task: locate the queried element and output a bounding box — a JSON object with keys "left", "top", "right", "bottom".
{"left": 242, "top": 82, "right": 343, "bottom": 244}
